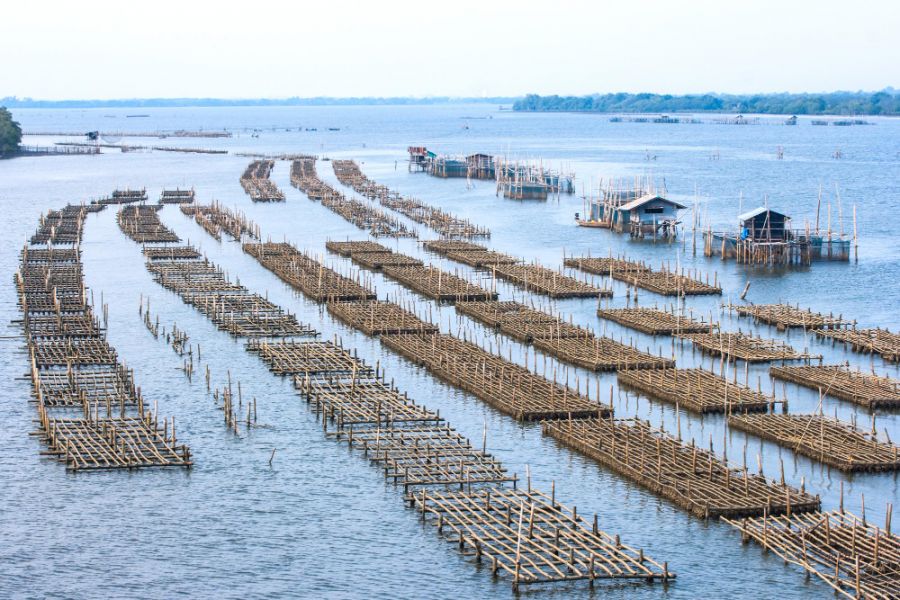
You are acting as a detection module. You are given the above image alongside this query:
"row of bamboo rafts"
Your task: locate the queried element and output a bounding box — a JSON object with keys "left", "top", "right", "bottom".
{"left": 180, "top": 202, "right": 260, "bottom": 241}
{"left": 596, "top": 306, "right": 715, "bottom": 335}
{"left": 290, "top": 158, "right": 416, "bottom": 238}
{"left": 331, "top": 160, "right": 490, "bottom": 238}
{"left": 17, "top": 206, "right": 191, "bottom": 471}
{"left": 455, "top": 300, "right": 672, "bottom": 371}
{"left": 240, "top": 160, "right": 285, "bottom": 201}
{"left": 816, "top": 327, "right": 900, "bottom": 364}
{"left": 727, "top": 413, "right": 900, "bottom": 472}
{"left": 543, "top": 417, "right": 820, "bottom": 519}
{"left": 243, "top": 242, "right": 376, "bottom": 302}
{"left": 564, "top": 255, "right": 721, "bottom": 296}
{"left": 325, "top": 300, "right": 438, "bottom": 336}
{"left": 724, "top": 510, "right": 900, "bottom": 599}
{"left": 617, "top": 367, "right": 775, "bottom": 414}
{"left": 421, "top": 240, "right": 611, "bottom": 298}
{"left": 240, "top": 334, "right": 672, "bottom": 589}
{"left": 729, "top": 303, "right": 848, "bottom": 330}
{"left": 117, "top": 205, "right": 181, "bottom": 243}
{"left": 676, "top": 331, "right": 817, "bottom": 363}
{"left": 770, "top": 364, "right": 900, "bottom": 409}
{"left": 29, "top": 204, "right": 101, "bottom": 245}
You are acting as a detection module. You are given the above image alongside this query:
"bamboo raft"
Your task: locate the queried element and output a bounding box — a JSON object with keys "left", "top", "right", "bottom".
{"left": 728, "top": 413, "right": 900, "bottom": 472}
{"left": 30, "top": 338, "right": 119, "bottom": 368}
{"left": 30, "top": 206, "right": 91, "bottom": 245}
{"left": 613, "top": 268, "right": 721, "bottom": 296}
{"left": 730, "top": 303, "right": 848, "bottom": 330}
{"left": 422, "top": 240, "right": 519, "bottom": 267}
{"left": 815, "top": 328, "right": 900, "bottom": 364}
{"left": 181, "top": 202, "right": 260, "bottom": 241}
{"left": 380, "top": 332, "right": 608, "bottom": 421}
{"left": 770, "top": 364, "right": 900, "bottom": 409}
{"left": 617, "top": 367, "right": 774, "bottom": 414}
{"left": 332, "top": 160, "right": 490, "bottom": 238}
{"left": 99, "top": 188, "right": 147, "bottom": 204}
{"left": 725, "top": 510, "right": 900, "bottom": 599}
{"left": 677, "top": 331, "right": 812, "bottom": 363}
{"left": 544, "top": 417, "right": 819, "bottom": 518}
{"left": 422, "top": 240, "right": 486, "bottom": 253}
{"left": 142, "top": 245, "right": 202, "bottom": 261}
{"left": 117, "top": 205, "right": 181, "bottom": 243}
{"left": 245, "top": 340, "right": 373, "bottom": 376}
{"left": 533, "top": 332, "right": 674, "bottom": 372}
{"left": 34, "top": 366, "right": 138, "bottom": 409}
{"left": 243, "top": 242, "right": 376, "bottom": 302}
{"left": 325, "top": 240, "right": 392, "bottom": 257}
{"left": 456, "top": 300, "right": 584, "bottom": 343}
{"left": 291, "top": 158, "right": 416, "bottom": 238}
{"left": 159, "top": 188, "right": 195, "bottom": 204}
{"left": 381, "top": 265, "right": 498, "bottom": 303}
{"left": 564, "top": 256, "right": 650, "bottom": 276}
{"left": 597, "top": 307, "right": 715, "bottom": 336}
{"left": 408, "top": 487, "right": 673, "bottom": 589}
{"left": 240, "top": 160, "right": 285, "bottom": 202}
{"left": 350, "top": 250, "right": 423, "bottom": 270}
{"left": 326, "top": 300, "right": 438, "bottom": 335}
{"left": 491, "top": 263, "right": 610, "bottom": 299}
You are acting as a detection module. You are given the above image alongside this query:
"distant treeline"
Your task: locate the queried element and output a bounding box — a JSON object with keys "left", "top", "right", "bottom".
{"left": 0, "top": 107, "right": 23, "bottom": 156}
{"left": 1, "top": 96, "right": 517, "bottom": 109}
{"left": 513, "top": 91, "right": 900, "bottom": 116}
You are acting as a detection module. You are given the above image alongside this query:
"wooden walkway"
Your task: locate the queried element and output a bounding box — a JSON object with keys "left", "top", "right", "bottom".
{"left": 770, "top": 364, "right": 900, "bottom": 409}
{"left": 618, "top": 367, "right": 774, "bottom": 414}
{"left": 728, "top": 413, "right": 900, "bottom": 472}
{"left": 724, "top": 510, "right": 900, "bottom": 599}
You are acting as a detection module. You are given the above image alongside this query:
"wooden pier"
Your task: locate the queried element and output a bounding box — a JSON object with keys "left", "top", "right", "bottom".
{"left": 815, "top": 327, "right": 900, "bottom": 364}
{"left": 725, "top": 510, "right": 900, "bottom": 599}
{"left": 677, "top": 331, "right": 812, "bottom": 362}
{"left": 544, "top": 417, "right": 819, "bottom": 518}
{"left": 240, "top": 160, "right": 285, "bottom": 202}
{"left": 728, "top": 413, "right": 900, "bottom": 472}
{"left": 326, "top": 300, "right": 438, "bottom": 335}
{"left": 770, "top": 364, "right": 900, "bottom": 409}
{"left": 597, "top": 307, "right": 715, "bottom": 336}
{"left": 618, "top": 367, "right": 774, "bottom": 414}
{"left": 730, "top": 303, "right": 848, "bottom": 330}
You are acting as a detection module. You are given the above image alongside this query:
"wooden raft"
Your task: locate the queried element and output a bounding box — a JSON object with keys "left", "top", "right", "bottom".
{"left": 491, "top": 263, "right": 611, "bottom": 299}
{"left": 381, "top": 265, "right": 497, "bottom": 303}
{"left": 618, "top": 367, "right": 773, "bottom": 414}
{"left": 325, "top": 240, "right": 392, "bottom": 257}
{"left": 770, "top": 364, "right": 900, "bottom": 409}
{"left": 380, "top": 332, "right": 608, "bottom": 421}
{"left": 544, "top": 417, "right": 819, "bottom": 518}
{"left": 456, "top": 300, "right": 583, "bottom": 343}
{"left": 240, "top": 160, "right": 285, "bottom": 202}
{"left": 597, "top": 306, "right": 715, "bottom": 335}
{"left": 244, "top": 340, "right": 372, "bottom": 376}
{"left": 408, "top": 487, "right": 674, "bottom": 589}
{"left": 533, "top": 333, "right": 674, "bottom": 372}
{"left": 727, "top": 413, "right": 900, "bottom": 472}
{"left": 816, "top": 327, "right": 900, "bottom": 364}
{"left": 142, "top": 245, "right": 202, "bottom": 261}
{"left": 724, "top": 510, "right": 900, "bottom": 599}
{"left": 730, "top": 303, "right": 848, "bottom": 330}
{"left": 181, "top": 202, "right": 260, "bottom": 241}
{"left": 613, "top": 268, "right": 721, "bottom": 296}
{"left": 117, "top": 205, "right": 181, "bottom": 243}
{"left": 564, "top": 256, "right": 650, "bottom": 276}
{"left": 327, "top": 300, "right": 437, "bottom": 335}
{"left": 350, "top": 250, "right": 423, "bottom": 270}
{"left": 677, "top": 331, "right": 812, "bottom": 363}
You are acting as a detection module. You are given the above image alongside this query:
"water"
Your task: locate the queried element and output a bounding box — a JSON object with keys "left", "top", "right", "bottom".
{"left": 1, "top": 104, "right": 898, "bottom": 598}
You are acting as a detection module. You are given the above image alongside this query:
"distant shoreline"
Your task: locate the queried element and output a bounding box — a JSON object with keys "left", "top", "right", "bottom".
{"left": 0, "top": 97, "right": 515, "bottom": 109}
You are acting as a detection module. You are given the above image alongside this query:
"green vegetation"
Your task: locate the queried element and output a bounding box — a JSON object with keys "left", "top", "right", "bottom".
{"left": 513, "top": 91, "right": 900, "bottom": 116}
{"left": 0, "top": 107, "right": 22, "bottom": 156}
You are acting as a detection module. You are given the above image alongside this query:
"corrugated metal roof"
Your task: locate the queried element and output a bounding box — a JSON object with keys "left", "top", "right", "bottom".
{"left": 738, "top": 207, "right": 788, "bottom": 221}
{"left": 618, "top": 194, "right": 686, "bottom": 212}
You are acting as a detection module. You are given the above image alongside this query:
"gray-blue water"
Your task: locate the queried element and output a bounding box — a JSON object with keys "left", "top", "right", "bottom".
{"left": 1, "top": 104, "right": 898, "bottom": 598}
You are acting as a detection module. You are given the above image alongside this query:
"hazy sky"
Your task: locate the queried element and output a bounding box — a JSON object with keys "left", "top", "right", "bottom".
{"left": 2, "top": 0, "right": 897, "bottom": 99}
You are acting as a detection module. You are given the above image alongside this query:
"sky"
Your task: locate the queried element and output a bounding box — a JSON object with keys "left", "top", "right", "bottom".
{"left": 1, "top": 0, "right": 897, "bottom": 99}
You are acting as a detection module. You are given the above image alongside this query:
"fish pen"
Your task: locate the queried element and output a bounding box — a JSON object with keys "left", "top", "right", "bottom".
{"left": 325, "top": 240, "right": 392, "bottom": 257}
{"left": 349, "top": 250, "right": 423, "bottom": 270}
{"left": 428, "top": 156, "right": 468, "bottom": 178}
{"left": 676, "top": 331, "right": 812, "bottom": 363}
{"left": 240, "top": 160, "right": 285, "bottom": 202}
{"left": 244, "top": 340, "right": 375, "bottom": 377}
{"left": 181, "top": 202, "right": 260, "bottom": 241}
{"left": 770, "top": 364, "right": 900, "bottom": 409}
{"left": 408, "top": 487, "right": 672, "bottom": 589}
{"left": 243, "top": 242, "right": 376, "bottom": 302}
{"left": 159, "top": 188, "right": 195, "bottom": 204}
{"left": 597, "top": 307, "right": 715, "bottom": 336}
{"left": 490, "top": 263, "right": 611, "bottom": 299}
{"left": 543, "top": 417, "right": 819, "bottom": 518}
{"left": 380, "top": 332, "right": 609, "bottom": 421}
{"left": 332, "top": 160, "right": 489, "bottom": 238}
{"left": 142, "top": 245, "right": 203, "bottom": 261}
{"left": 564, "top": 255, "right": 650, "bottom": 276}
{"left": 117, "top": 205, "right": 182, "bottom": 243}
{"left": 815, "top": 327, "right": 900, "bottom": 364}
{"left": 617, "top": 367, "right": 774, "bottom": 414}
{"left": 291, "top": 158, "right": 416, "bottom": 238}
{"left": 532, "top": 333, "right": 674, "bottom": 372}
{"left": 326, "top": 300, "right": 438, "bottom": 335}
{"left": 730, "top": 303, "right": 848, "bottom": 331}
{"left": 727, "top": 413, "right": 900, "bottom": 472}
{"left": 724, "top": 510, "right": 900, "bottom": 599}
{"left": 381, "top": 265, "right": 498, "bottom": 303}
{"left": 612, "top": 267, "right": 721, "bottom": 296}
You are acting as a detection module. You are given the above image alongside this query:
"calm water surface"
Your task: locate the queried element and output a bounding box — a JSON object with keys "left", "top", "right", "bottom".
{"left": 1, "top": 105, "right": 898, "bottom": 598}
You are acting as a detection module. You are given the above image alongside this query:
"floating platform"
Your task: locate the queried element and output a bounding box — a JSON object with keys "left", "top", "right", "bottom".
{"left": 618, "top": 367, "right": 773, "bottom": 414}
{"left": 727, "top": 413, "right": 900, "bottom": 472}
{"left": 350, "top": 250, "right": 423, "bottom": 270}
{"left": 142, "top": 245, "right": 203, "bottom": 261}
{"left": 381, "top": 265, "right": 497, "bottom": 303}
{"left": 730, "top": 303, "right": 848, "bottom": 330}
{"left": 490, "top": 263, "right": 611, "bottom": 298}
{"left": 677, "top": 331, "right": 811, "bottom": 363}
{"left": 117, "top": 205, "right": 181, "bottom": 243}
{"left": 815, "top": 327, "right": 900, "bottom": 364}
{"left": 244, "top": 340, "right": 374, "bottom": 377}
{"left": 544, "top": 417, "right": 819, "bottom": 518}
{"left": 327, "top": 300, "right": 438, "bottom": 336}
{"left": 181, "top": 202, "right": 259, "bottom": 241}
{"left": 770, "top": 364, "right": 900, "bottom": 409}
{"left": 564, "top": 256, "right": 650, "bottom": 276}
{"left": 612, "top": 268, "right": 721, "bottom": 296}
{"left": 240, "top": 160, "right": 285, "bottom": 202}
{"left": 325, "top": 240, "right": 392, "bottom": 257}
{"left": 597, "top": 307, "right": 715, "bottom": 336}
{"left": 533, "top": 333, "right": 674, "bottom": 372}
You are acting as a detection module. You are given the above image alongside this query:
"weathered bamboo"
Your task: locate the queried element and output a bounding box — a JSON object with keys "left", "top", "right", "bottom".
{"left": 770, "top": 364, "right": 900, "bottom": 409}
